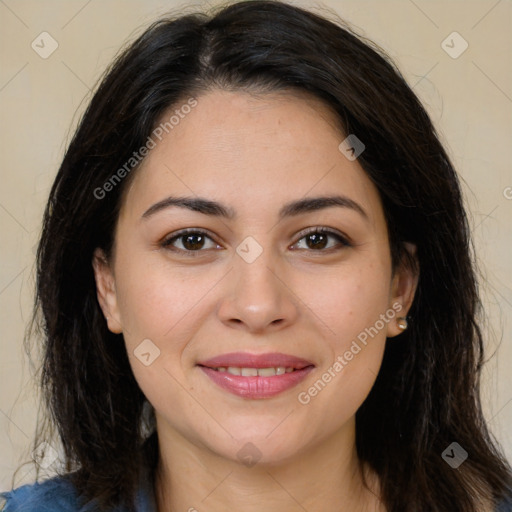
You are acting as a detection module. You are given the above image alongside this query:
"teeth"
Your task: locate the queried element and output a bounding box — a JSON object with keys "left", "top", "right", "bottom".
{"left": 257, "top": 367, "right": 277, "bottom": 377}
{"left": 241, "top": 368, "right": 258, "bottom": 377}
{"left": 217, "top": 366, "right": 296, "bottom": 376}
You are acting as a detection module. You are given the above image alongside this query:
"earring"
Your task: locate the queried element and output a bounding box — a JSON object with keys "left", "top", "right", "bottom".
{"left": 397, "top": 316, "right": 408, "bottom": 331}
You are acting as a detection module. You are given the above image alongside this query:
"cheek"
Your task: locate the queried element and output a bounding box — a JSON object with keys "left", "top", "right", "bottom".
{"left": 293, "top": 257, "right": 391, "bottom": 418}
{"left": 114, "top": 252, "right": 215, "bottom": 342}
{"left": 298, "top": 257, "right": 392, "bottom": 349}
{"left": 112, "top": 258, "right": 204, "bottom": 414}
{"left": 112, "top": 253, "right": 222, "bottom": 397}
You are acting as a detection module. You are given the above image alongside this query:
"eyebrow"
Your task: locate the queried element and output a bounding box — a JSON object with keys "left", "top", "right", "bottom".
{"left": 141, "top": 195, "right": 368, "bottom": 221}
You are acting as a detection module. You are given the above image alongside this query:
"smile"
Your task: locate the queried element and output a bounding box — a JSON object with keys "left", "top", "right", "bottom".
{"left": 197, "top": 352, "right": 315, "bottom": 399}
{"left": 210, "top": 366, "right": 296, "bottom": 376}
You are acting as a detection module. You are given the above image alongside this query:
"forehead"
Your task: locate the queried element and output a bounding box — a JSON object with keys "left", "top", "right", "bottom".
{"left": 119, "top": 89, "right": 383, "bottom": 225}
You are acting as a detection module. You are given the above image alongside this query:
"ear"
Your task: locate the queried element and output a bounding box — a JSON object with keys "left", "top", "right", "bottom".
{"left": 92, "top": 248, "right": 123, "bottom": 334}
{"left": 386, "top": 242, "right": 419, "bottom": 338}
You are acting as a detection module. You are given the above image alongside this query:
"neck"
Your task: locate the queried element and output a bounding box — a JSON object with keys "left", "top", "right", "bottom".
{"left": 153, "top": 416, "right": 384, "bottom": 512}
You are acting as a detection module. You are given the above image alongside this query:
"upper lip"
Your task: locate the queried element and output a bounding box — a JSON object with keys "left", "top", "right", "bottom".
{"left": 198, "top": 352, "right": 314, "bottom": 370}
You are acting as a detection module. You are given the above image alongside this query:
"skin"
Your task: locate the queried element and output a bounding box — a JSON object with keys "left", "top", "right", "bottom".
{"left": 93, "top": 89, "right": 419, "bottom": 512}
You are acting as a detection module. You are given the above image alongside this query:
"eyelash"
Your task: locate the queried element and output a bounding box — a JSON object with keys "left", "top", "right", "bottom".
{"left": 161, "top": 227, "right": 351, "bottom": 257}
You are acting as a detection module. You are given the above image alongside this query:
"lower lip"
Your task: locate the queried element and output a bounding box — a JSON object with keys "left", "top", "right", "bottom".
{"left": 199, "top": 366, "right": 315, "bottom": 399}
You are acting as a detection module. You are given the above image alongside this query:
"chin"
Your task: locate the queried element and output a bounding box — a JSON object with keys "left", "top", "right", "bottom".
{"left": 212, "top": 431, "right": 306, "bottom": 468}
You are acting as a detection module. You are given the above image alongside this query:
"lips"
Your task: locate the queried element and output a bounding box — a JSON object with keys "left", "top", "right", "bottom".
{"left": 198, "top": 352, "right": 314, "bottom": 370}
{"left": 197, "top": 352, "right": 315, "bottom": 399}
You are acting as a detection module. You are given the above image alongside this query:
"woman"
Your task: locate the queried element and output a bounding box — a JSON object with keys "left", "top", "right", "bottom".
{"left": 1, "top": 1, "right": 511, "bottom": 510}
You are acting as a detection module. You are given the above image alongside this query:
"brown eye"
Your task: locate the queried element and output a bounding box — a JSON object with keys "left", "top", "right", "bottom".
{"left": 179, "top": 233, "right": 207, "bottom": 250}
{"left": 291, "top": 228, "right": 350, "bottom": 251}
{"left": 304, "top": 232, "right": 329, "bottom": 250}
{"left": 162, "top": 229, "right": 220, "bottom": 255}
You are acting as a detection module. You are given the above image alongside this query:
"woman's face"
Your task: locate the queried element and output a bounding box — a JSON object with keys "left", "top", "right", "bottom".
{"left": 94, "top": 89, "right": 416, "bottom": 465}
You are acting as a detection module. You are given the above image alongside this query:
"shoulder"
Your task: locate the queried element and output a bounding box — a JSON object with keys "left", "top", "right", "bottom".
{"left": 0, "top": 469, "right": 155, "bottom": 512}
{"left": 497, "top": 493, "right": 512, "bottom": 512}
{"left": 0, "top": 474, "right": 88, "bottom": 512}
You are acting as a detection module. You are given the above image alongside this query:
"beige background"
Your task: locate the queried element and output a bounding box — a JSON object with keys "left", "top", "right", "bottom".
{"left": 0, "top": 0, "right": 511, "bottom": 491}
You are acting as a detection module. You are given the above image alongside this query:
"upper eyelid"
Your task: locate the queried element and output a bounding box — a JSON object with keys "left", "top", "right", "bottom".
{"left": 162, "top": 228, "right": 219, "bottom": 245}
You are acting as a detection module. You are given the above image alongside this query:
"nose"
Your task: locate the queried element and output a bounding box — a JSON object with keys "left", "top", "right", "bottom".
{"left": 216, "top": 252, "right": 299, "bottom": 335}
